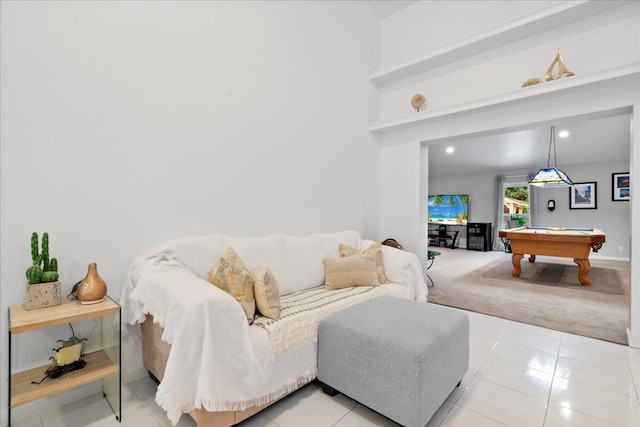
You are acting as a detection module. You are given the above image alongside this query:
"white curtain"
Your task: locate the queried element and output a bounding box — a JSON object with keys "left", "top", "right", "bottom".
{"left": 493, "top": 174, "right": 531, "bottom": 251}
{"left": 528, "top": 172, "right": 538, "bottom": 227}
{"left": 493, "top": 175, "right": 506, "bottom": 251}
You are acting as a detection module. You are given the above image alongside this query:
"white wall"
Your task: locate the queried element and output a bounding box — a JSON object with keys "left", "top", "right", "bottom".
{"left": 381, "top": 0, "right": 564, "bottom": 66}
{"left": 380, "top": 140, "right": 422, "bottom": 255}
{"left": 533, "top": 161, "right": 631, "bottom": 260}
{"left": 428, "top": 171, "right": 497, "bottom": 225}
{"left": 0, "top": 1, "right": 380, "bottom": 422}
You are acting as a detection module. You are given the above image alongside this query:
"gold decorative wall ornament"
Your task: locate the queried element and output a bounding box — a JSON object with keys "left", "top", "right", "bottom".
{"left": 545, "top": 49, "right": 575, "bottom": 81}
{"left": 521, "top": 49, "right": 574, "bottom": 88}
{"left": 521, "top": 78, "right": 543, "bottom": 88}
{"left": 411, "top": 94, "right": 425, "bottom": 112}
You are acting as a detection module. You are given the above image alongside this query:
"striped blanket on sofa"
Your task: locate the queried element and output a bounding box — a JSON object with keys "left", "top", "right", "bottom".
{"left": 253, "top": 285, "right": 389, "bottom": 358}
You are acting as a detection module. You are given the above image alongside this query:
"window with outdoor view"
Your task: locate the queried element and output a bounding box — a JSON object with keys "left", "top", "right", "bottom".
{"left": 504, "top": 184, "right": 529, "bottom": 229}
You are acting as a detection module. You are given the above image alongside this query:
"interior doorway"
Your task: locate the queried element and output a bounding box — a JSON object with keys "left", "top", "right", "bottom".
{"left": 419, "top": 108, "right": 635, "bottom": 345}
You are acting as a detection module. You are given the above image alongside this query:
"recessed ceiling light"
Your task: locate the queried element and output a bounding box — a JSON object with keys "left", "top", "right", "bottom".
{"left": 446, "top": 147, "right": 454, "bottom": 154}
{"left": 558, "top": 130, "right": 569, "bottom": 138}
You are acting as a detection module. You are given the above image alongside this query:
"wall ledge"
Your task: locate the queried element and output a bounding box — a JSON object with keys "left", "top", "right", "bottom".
{"left": 369, "top": 64, "right": 640, "bottom": 134}
{"left": 369, "top": 0, "right": 633, "bottom": 86}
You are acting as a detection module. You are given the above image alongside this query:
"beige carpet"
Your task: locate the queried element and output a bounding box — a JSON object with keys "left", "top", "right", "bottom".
{"left": 478, "top": 258, "right": 625, "bottom": 295}
{"left": 426, "top": 248, "right": 630, "bottom": 345}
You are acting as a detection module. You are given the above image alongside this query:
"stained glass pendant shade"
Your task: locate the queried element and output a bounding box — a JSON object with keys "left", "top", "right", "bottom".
{"left": 529, "top": 126, "right": 573, "bottom": 188}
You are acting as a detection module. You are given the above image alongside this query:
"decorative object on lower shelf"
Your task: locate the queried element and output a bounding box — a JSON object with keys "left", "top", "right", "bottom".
{"left": 24, "top": 232, "right": 61, "bottom": 310}
{"left": 32, "top": 324, "right": 87, "bottom": 384}
{"left": 53, "top": 325, "right": 86, "bottom": 366}
{"left": 411, "top": 94, "right": 425, "bottom": 112}
{"left": 77, "top": 262, "right": 107, "bottom": 304}
{"left": 32, "top": 360, "right": 87, "bottom": 384}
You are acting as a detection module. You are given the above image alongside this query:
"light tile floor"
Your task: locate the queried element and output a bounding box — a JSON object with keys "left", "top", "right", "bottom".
{"left": 15, "top": 309, "right": 640, "bottom": 427}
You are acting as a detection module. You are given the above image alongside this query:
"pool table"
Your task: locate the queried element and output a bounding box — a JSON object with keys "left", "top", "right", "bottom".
{"left": 498, "top": 227, "right": 606, "bottom": 286}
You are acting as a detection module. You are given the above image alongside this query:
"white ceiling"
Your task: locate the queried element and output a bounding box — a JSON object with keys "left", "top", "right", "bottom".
{"left": 428, "top": 113, "right": 631, "bottom": 176}
{"left": 368, "top": 1, "right": 417, "bottom": 19}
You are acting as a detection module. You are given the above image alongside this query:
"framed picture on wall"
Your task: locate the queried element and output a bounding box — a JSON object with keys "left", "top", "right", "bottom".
{"left": 612, "top": 172, "right": 630, "bottom": 201}
{"left": 569, "top": 182, "right": 597, "bottom": 209}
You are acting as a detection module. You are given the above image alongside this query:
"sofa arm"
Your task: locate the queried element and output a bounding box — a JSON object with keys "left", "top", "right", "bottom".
{"left": 380, "top": 245, "right": 428, "bottom": 302}
{"left": 122, "top": 253, "right": 249, "bottom": 336}
{"left": 121, "top": 253, "right": 259, "bottom": 423}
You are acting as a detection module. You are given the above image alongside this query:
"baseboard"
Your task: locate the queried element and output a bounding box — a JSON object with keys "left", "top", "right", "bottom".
{"left": 590, "top": 255, "right": 630, "bottom": 262}
{"left": 627, "top": 328, "right": 640, "bottom": 348}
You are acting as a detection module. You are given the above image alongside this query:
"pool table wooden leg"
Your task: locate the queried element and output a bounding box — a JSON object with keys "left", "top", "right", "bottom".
{"left": 528, "top": 254, "right": 536, "bottom": 263}
{"left": 574, "top": 258, "right": 591, "bottom": 286}
{"left": 511, "top": 253, "right": 523, "bottom": 277}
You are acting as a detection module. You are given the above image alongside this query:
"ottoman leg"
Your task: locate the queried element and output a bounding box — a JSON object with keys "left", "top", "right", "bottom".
{"left": 320, "top": 382, "right": 337, "bottom": 396}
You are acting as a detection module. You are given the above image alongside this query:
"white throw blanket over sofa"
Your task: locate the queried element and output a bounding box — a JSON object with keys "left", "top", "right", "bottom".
{"left": 121, "top": 231, "right": 427, "bottom": 426}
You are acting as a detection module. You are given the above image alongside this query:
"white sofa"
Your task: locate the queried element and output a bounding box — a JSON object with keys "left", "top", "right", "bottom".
{"left": 121, "top": 231, "right": 427, "bottom": 426}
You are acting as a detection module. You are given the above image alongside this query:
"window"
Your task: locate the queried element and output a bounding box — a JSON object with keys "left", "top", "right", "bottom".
{"left": 504, "top": 184, "right": 529, "bottom": 228}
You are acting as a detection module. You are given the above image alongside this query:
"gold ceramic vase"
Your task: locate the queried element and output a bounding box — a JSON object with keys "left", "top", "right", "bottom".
{"left": 77, "top": 263, "right": 107, "bottom": 304}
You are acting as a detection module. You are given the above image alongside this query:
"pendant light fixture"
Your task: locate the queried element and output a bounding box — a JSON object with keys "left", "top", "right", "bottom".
{"left": 529, "top": 125, "right": 573, "bottom": 188}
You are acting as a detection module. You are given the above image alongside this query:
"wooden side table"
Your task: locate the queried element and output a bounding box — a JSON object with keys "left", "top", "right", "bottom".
{"left": 7, "top": 296, "right": 121, "bottom": 425}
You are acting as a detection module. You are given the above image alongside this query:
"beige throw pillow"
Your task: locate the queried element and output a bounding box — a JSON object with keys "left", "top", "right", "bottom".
{"left": 253, "top": 266, "right": 281, "bottom": 319}
{"left": 209, "top": 247, "right": 256, "bottom": 324}
{"left": 323, "top": 255, "right": 380, "bottom": 290}
{"left": 340, "top": 242, "right": 387, "bottom": 284}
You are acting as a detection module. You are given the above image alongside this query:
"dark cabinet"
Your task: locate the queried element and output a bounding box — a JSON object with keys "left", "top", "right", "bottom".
{"left": 467, "top": 223, "right": 492, "bottom": 251}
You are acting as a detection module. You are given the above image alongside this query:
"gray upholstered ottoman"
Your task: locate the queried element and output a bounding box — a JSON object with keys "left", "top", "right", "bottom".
{"left": 317, "top": 296, "right": 469, "bottom": 427}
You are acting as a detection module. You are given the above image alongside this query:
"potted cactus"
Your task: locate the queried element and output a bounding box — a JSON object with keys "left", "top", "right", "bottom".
{"left": 25, "top": 232, "right": 61, "bottom": 310}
